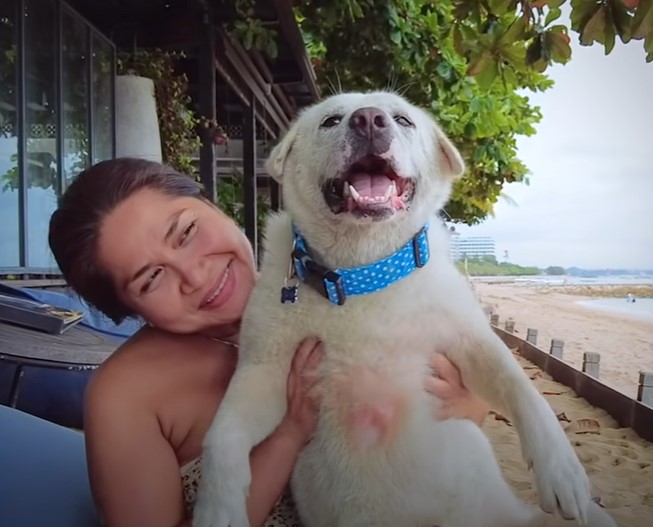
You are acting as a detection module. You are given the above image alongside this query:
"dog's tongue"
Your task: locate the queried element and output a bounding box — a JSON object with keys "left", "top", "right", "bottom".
{"left": 349, "top": 173, "right": 393, "bottom": 198}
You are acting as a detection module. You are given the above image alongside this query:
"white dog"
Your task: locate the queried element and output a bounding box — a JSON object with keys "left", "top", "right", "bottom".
{"left": 193, "top": 92, "right": 616, "bottom": 527}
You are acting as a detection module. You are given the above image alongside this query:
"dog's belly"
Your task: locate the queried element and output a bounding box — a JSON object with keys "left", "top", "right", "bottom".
{"left": 289, "top": 303, "right": 486, "bottom": 526}
{"left": 292, "top": 360, "right": 492, "bottom": 527}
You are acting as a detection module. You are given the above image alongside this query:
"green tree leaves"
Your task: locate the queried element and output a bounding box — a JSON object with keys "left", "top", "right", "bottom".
{"left": 292, "top": 0, "right": 649, "bottom": 224}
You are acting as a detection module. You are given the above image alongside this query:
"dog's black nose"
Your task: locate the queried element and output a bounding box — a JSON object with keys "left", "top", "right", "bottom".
{"left": 349, "top": 107, "right": 388, "bottom": 139}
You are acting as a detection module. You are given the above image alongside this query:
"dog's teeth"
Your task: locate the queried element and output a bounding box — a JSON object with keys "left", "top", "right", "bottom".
{"left": 343, "top": 181, "right": 351, "bottom": 198}
{"left": 349, "top": 185, "right": 362, "bottom": 203}
{"left": 390, "top": 180, "right": 398, "bottom": 196}
{"left": 383, "top": 185, "right": 393, "bottom": 201}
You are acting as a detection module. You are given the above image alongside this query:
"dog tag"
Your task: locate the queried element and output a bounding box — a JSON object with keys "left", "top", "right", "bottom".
{"left": 280, "top": 285, "right": 298, "bottom": 304}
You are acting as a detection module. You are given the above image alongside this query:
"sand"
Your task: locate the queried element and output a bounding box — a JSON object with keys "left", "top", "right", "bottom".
{"left": 484, "top": 353, "right": 653, "bottom": 527}
{"left": 472, "top": 282, "right": 653, "bottom": 526}
{"left": 472, "top": 282, "right": 653, "bottom": 398}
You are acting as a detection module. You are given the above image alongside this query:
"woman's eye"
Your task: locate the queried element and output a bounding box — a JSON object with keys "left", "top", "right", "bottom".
{"left": 394, "top": 115, "right": 413, "bottom": 127}
{"left": 320, "top": 115, "right": 342, "bottom": 128}
{"left": 141, "top": 268, "right": 163, "bottom": 294}
{"left": 179, "top": 221, "right": 197, "bottom": 245}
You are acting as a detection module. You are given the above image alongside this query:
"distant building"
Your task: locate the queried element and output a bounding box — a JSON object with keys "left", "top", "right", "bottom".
{"left": 448, "top": 230, "right": 496, "bottom": 261}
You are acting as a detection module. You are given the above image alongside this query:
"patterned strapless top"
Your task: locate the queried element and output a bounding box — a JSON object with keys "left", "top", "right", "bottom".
{"left": 180, "top": 457, "right": 303, "bottom": 526}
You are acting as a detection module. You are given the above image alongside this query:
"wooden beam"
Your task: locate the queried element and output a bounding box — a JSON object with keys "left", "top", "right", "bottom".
{"left": 243, "top": 95, "right": 258, "bottom": 262}
{"left": 271, "top": 0, "right": 320, "bottom": 100}
{"left": 221, "top": 32, "right": 288, "bottom": 131}
{"left": 250, "top": 50, "right": 295, "bottom": 118}
{"left": 197, "top": 8, "right": 216, "bottom": 201}
{"left": 270, "top": 178, "right": 281, "bottom": 211}
{"left": 213, "top": 35, "right": 279, "bottom": 139}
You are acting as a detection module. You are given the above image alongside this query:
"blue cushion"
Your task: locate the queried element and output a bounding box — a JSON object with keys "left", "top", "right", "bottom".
{"left": 0, "top": 405, "right": 100, "bottom": 526}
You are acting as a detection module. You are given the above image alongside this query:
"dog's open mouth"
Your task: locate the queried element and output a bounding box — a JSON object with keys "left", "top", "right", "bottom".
{"left": 323, "top": 155, "right": 415, "bottom": 218}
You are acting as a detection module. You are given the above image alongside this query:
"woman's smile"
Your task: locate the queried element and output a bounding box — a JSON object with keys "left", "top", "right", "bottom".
{"left": 200, "top": 260, "right": 236, "bottom": 310}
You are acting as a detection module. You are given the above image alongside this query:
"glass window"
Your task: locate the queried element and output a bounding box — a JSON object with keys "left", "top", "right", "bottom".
{"left": 62, "top": 10, "right": 89, "bottom": 188}
{"left": 24, "top": 0, "right": 59, "bottom": 270}
{"left": 0, "top": 1, "right": 20, "bottom": 268}
{"left": 92, "top": 35, "right": 113, "bottom": 164}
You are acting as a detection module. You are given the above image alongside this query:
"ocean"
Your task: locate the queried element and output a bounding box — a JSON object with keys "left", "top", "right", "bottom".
{"left": 472, "top": 275, "right": 653, "bottom": 286}
{"left": 576, "top": 298, "right": 653, "bottom": 322}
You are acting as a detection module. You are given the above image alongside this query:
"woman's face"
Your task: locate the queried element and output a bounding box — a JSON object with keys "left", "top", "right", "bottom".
{"left": 97, "top": 188, "right": 256, "bottom": 335}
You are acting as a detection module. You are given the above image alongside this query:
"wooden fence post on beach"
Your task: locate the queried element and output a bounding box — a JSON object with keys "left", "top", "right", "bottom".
{"left": 490, "top": 314, "right": 499, "bottom": 326}
{"left": 638, "top": 372, "right": 653, "bottom": 407}
{"left": 526, "top": 328, "right": 538, "bottom": 346}
{"left": 550, "top": 339, "right": 564, "bottom": 359}
{"left": 582, "top": 352, "right": 601, "bottom": 379}
{"left": 504, "top": 319, "right": 515, "bottom": 333}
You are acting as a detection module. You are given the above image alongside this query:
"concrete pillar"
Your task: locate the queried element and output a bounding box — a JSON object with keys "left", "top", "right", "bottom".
{"left": 115, "top": 75, "right": 162, "bottom": 162}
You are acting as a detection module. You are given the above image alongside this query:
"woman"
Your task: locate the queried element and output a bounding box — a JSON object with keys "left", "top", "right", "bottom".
{"left": 48, "top": 158, "right": 489, "bottom": 527}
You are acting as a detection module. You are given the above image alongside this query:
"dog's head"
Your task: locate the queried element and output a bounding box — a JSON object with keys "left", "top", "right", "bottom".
{"left": 266, "top": 91, "right": 464, "bottom": 229}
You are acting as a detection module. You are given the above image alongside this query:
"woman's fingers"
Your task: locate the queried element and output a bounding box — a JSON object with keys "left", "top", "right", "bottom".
{"left": 291, "top": 337, "right": 321, "bottom": 373}
{"left": 430, "top": 353, "right": 463, "bottom": 387}
{"left": 424, "top": 376, "right": 454, "bottom": 399}
{"left": 288, "top": 338, "right": 322, "bottom": 399}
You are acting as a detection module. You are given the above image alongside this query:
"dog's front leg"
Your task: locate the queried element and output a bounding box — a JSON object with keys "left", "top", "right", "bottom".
{"left": 192, "top": 357, "right": 290, "bottom": 527}
{"left": 451, "top": 329, "right": 591, "bottom": 524}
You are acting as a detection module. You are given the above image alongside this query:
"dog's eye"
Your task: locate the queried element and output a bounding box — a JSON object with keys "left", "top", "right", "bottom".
{"left": 320, "top": 115, "right": 342, "bottom": 128}
{"left": 394, "top": 115, "right": 413, "bottom": 127}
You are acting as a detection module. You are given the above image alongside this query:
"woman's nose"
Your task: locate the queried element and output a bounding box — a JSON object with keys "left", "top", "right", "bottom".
{"left": 179, "top": 258, "right": 209, "bottom": 294}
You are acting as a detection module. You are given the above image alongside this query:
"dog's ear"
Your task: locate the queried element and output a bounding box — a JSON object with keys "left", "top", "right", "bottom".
{"left": 434, "top": 126, "right": 465, "bottom": 179}
{"left": 265, "top": 122, "right": 300, "bottom": 182}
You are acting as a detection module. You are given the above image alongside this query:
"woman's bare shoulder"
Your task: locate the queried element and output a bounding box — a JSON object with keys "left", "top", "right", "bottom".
{"left": 86, "top": 327, "right": 235, "bottom": 407}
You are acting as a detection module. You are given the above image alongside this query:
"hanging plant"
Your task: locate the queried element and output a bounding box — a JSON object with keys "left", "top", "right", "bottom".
{"left": 117, "top": 49, "right": 200, "bottom": 176}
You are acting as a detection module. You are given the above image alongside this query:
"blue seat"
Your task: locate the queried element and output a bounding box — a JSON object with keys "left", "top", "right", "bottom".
{"left": 0, "top": 405, "right": 100, "bottom": 526}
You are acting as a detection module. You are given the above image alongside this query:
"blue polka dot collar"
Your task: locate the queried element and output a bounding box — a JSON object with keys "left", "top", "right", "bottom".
{"left": 287, "top": 223, "right": 430, "bottom": 306}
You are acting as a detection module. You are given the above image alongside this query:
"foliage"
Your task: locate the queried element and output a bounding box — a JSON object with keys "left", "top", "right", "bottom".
{"left": 545, "top": 265, "right": 566, "bottom": 275}
{"left": 228, "top": 0, "right": 280, "bottom": 58}
{"left": 293, "top": 0, "right": 651, "bottom": 224}
{"left": 117, "top": 49, "right": 200, "bottom": 176}
{"left": 455, "top": 255, "right": 541, "bottom": 275}
{"left": 216, "top": 169, "right": 271, "bottom": 244}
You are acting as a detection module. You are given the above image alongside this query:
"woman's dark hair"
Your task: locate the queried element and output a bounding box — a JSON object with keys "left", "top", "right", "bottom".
{"left": 49, "top": 157, "right": 205, "bottom": 323}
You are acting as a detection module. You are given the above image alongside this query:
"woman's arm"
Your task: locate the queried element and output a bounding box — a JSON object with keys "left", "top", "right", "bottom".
{"left": 84, "top": 373, "right": 189, "bottom": 527}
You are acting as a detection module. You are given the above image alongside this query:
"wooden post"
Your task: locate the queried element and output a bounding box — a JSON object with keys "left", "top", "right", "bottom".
{"left": 526, "top": 328, "right": 538, "bottom": 346}
{"left": 490, "top": 314, "right": 499, "bottom": 326}
{"left": 638, "top": 372, "right": 653, "bottom": 407}
{"left": 550, "top": 338, "right": 564, "bottom": 359}
{"left": 582, "top": 352, "right": 601, "bottom": 379}
{"left": 243, "top": 93, "right": 258, "bottom": 263}
{"left": 504, "top": 319, "right": 515, "bottom": 333}
{"left": 197, "top": 8, "right": 217, "bottom": 202}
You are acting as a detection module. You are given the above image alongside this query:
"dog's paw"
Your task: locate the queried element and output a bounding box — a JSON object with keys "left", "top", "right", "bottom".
{"left": 529, "top": 433, "right": 591, "bottom": 523}
{"left": 192, "top": 444, "right": 251, "bottom": 527}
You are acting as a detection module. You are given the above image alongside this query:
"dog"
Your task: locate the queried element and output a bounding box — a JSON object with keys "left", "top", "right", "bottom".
{"left": 193, "top": 92, "right": 616, "bottom": 527}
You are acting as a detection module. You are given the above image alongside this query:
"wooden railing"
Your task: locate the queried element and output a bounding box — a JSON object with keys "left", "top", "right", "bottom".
{"left": 488, "top": 312, "right": 653, "bottom": 442}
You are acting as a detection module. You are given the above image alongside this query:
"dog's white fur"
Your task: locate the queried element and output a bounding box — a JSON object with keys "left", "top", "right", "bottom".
{"left": 193, "top": 92, "right": 616, "bottom": 527}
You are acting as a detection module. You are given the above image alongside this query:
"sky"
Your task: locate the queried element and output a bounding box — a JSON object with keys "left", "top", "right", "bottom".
{"left": 451, "top": 13, "right": 653, "bottom": 271}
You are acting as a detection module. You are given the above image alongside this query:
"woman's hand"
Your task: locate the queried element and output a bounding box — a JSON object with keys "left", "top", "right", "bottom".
{"left": 425, "top": 353, "right": 489, "bottom": 427}
{"left": 277, "top": 338, "right": 323, "bottom": 446}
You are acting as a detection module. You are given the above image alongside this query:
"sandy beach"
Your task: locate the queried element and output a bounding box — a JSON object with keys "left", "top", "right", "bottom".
{"left": 472, "top": 282, "right": 653, "bottom": 399}
{"left": 470, "top": 281, "right": 653, "bottom": 526}
{"left": 484, "top": 352, "right": 653, "bottom": 527}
